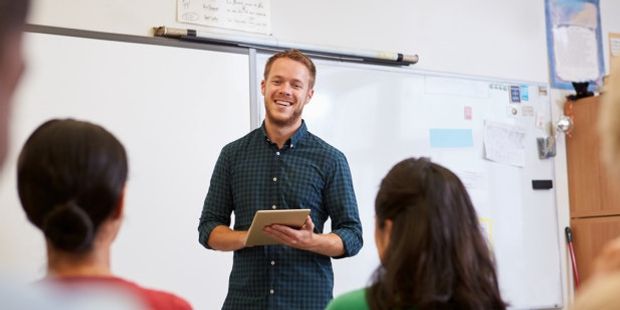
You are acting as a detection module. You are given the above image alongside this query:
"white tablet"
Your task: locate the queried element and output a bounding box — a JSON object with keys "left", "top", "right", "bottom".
{"left": 245, "top": 209, "right": 311, "bottom": 246}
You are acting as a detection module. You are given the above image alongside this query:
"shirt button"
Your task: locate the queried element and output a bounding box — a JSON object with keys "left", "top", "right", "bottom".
{"left": 276, "top": 151, "right": 280, "bottom": 156}
{"left": 271, "top": 260, "right": 275, "bottom": 266}
{"left": 290, "top": 144, "right": 294, "bottom": 148}
{"left": 272, "top": 205, "right": 277, "bottom": 209}
{"left": 270, "top": 289, "right": 274, "bottom": 294}
{"left": 272, "top": 177, "right": 277, "bottom": 182}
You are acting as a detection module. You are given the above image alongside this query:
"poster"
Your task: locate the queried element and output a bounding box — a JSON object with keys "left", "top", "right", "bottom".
{"left": 544, "top": 0, "right": 605, "bottom": 90}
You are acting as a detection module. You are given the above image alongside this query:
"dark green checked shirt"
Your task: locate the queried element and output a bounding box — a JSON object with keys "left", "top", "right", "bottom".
{"left": 198, "top": 121, "right": 363, "bottom": 310}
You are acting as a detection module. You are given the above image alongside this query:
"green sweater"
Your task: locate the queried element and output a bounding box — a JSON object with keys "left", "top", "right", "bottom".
{"left": 327, "top": 288, "right": 418, "bottom": 310}
{"left": 326, "top": 288, "right": 369, "bottom": 310}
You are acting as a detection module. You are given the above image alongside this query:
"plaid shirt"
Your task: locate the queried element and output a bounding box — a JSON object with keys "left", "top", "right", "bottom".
{"left": 199, "top": 121, "right": 363, "bottom": 310}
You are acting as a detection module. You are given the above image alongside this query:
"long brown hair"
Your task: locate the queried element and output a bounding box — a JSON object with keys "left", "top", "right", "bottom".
{"left": 368, "top": 158, "right": 506, "bottom": 310}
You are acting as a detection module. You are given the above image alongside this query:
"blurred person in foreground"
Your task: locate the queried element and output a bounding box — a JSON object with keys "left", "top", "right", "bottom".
{"left": 0, "top": 0, "right": 29, "bottom": 168}
{"left": 571, "top": 64, "right": 620, "bottom": 310}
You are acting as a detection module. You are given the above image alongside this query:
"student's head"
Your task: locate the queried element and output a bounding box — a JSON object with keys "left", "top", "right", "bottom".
{"left": 17, "top": 119, "right": 128, "bottom": 253}
{"left": 369, "top": 157, "right": 505, "bottom": 310}
{"left": 0, "top": 0, "right": 30, "bottom": 169}
{"left": 261, "top": 49, "right": 315, "bottom": 127}
{"left": 600, "top": 64, "right": 620, "bottom": 176}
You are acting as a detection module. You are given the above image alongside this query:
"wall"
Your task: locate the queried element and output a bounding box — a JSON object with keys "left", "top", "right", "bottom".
{"left": 30, "top": 0, "right": 549, "bottom": 81}
{"left": 21, "top": 0, "right": 620, "bottom": 308}
{"left": 28, "top": 1, "right": 620, "bottom": 77}
{"left": 601, "top": 0, "right": 620, "bottom": 71}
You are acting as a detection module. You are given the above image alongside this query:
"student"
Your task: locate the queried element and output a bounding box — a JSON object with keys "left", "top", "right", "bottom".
{"left": 0, "top": 1, "right": 52, "bottom": 307}
{"left": 17, "top": 118, "right": 192, "bottom": 310}
{"left": 327, "top": 157, "right": 506, "bottom": 310}
{"left": 198, "top": 49, "right": 363, "bottom": 309}
{"left": 1, "top": 1, "right": 116, "bottom": 308}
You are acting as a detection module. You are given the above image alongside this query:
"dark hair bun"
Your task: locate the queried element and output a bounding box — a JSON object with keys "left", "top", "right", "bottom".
{"left": 42, "top": 202, "right": 94, "bottom": 252}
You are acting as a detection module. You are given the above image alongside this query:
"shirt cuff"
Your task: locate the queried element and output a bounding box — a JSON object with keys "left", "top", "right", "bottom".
{"left": 331, "top": 228, "right": 363, "bottom": 259}
{"left": 198, "top": 221, "right": 222, "bottom": 250}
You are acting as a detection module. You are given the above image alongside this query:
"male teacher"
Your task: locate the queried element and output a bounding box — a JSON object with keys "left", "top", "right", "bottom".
{"left": 198, "top": 49, "right": 363, "bottom": 310}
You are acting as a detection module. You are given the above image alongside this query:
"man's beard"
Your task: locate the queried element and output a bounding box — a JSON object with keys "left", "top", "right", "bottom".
{"left": 265, "top": 103, "right": 303, "bottom": 127}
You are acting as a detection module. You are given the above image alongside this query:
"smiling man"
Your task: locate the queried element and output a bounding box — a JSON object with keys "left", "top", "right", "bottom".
{"left": 198, "top": 49, "right": 363, "bottom": 310}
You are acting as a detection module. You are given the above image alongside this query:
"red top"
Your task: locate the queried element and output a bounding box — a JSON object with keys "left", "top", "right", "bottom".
{"left": 45, "top": 275, "right": 192, "bottom": 310}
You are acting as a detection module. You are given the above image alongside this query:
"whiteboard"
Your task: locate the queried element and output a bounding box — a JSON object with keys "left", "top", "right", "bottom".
{"left": 0, "top": 31, "right": 251, "bottom": 309}
{"left": 255, "top": 54, "right": 563, "bottom": 309}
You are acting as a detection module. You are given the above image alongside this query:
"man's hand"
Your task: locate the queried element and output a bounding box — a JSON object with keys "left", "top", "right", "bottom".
{"left": 263, "top": 215, "right": 316, "bottom": 250}
{"left": 263, "top": 216, "right": 345, "bottom": 257}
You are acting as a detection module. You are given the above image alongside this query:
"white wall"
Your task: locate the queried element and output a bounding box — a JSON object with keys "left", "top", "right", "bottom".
{"left": 27, "top": 1, "right": 620, "bottom": 78}
{"left": 22, "top": 0, "right": 620, "bottom": 309}
{"left": 601, "top": 0, "right": 620, "bottom": 72}
{"left": 30, "top": 0, "right": 550, "bottom": 82}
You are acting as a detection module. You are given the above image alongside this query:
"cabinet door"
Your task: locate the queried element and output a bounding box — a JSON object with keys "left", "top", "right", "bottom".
{"left": 567, "top": 97, "right": 620, "bottom": 217}
{"left": 571, "top": 216, "right": 620, "bottom": 281}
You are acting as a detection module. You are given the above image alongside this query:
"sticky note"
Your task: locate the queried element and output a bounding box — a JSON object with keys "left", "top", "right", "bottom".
{"left": 429, "top": 129, "right": 474, "bottom": 148}
{"left": 520, "top": 85, "right": 529, "bottom": 101}
{"left": 464, "top": 106, "right": 473, "bottom": 120}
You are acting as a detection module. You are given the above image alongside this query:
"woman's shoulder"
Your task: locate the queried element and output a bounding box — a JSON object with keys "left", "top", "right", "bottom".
{"left": 326, "top": 288, "right": 369, "bottom": 310}
{"left": 112, "top": 277, "right": 192, "bottom": 310}
{"left": 44, "top": 275, "right": 192, "bottom": 310}
{"left": 135, "top": 286, "right": 192, "bottom": 310}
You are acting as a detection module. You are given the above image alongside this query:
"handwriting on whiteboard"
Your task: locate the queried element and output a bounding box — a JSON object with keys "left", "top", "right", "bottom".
{"left": 178, "top": 0, "right": 271, "bottom": 35}
{"left": 483, "top": 120, "right": 526, "bottom": 167}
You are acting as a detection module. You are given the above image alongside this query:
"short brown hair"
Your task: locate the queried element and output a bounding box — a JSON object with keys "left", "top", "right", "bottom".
{"left": 263, "top": 49, "right": 316, "bottom": 88}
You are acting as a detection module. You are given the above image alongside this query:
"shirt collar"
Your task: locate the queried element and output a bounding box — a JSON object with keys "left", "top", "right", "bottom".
{"left": 261, "top": 120, "right": 308, "bottom": 148}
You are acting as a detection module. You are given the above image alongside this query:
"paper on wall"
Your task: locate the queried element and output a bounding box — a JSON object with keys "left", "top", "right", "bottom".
{"left": 483, "top": 120, "right": 526, "bottom": 167}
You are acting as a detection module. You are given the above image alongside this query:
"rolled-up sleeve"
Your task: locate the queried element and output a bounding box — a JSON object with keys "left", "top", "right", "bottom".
{"left": 325, "top": 152, "right": 363, "bottom": 258}
{"left": 198, "top": 145, "right": 233, "bottom": 249}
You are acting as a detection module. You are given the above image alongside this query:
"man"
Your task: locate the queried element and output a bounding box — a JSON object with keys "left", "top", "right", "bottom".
{"left": 0, "top": 0, "right": 29, "bottom": 169}
{"left": 198, "top": 49, "right": 363, "bottom": 310}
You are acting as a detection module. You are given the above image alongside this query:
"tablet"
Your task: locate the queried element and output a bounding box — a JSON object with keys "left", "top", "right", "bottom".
{"left": 245, "top": 209, "right": 311, "bottom": 246}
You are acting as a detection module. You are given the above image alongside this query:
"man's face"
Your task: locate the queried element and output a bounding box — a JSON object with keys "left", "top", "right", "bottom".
{"left": 0, "top": 31, "right": 25, "bottom": 168}
{"left": 261, "top": 58, "right": 314, "bottom": 128}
